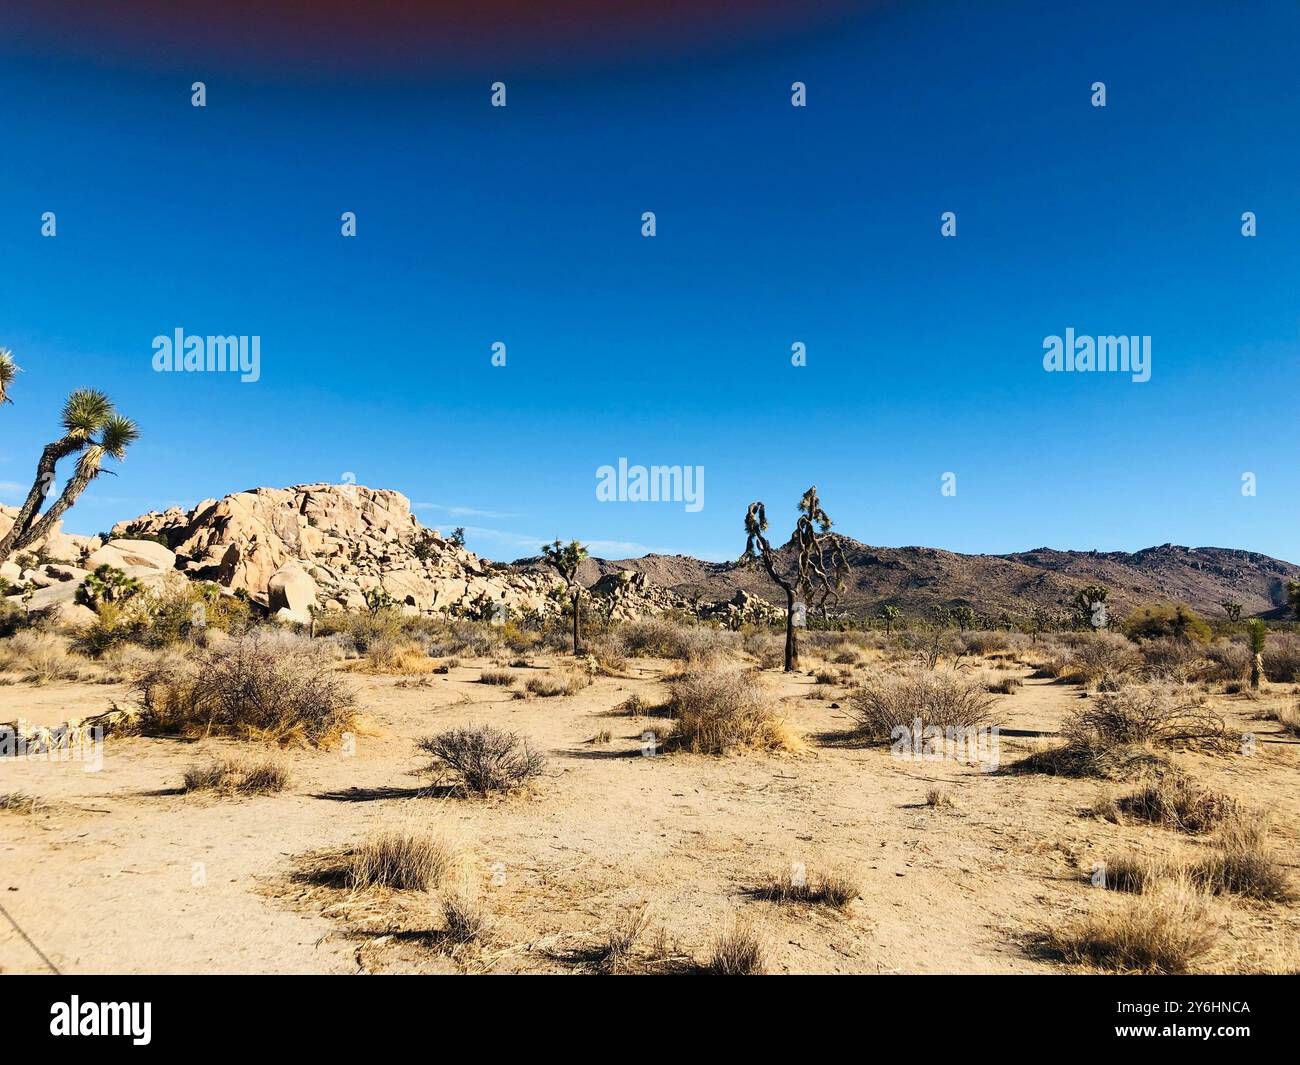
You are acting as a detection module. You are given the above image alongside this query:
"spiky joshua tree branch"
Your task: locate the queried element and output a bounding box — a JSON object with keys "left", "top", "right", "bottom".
{"left": 740, "top": 485, "right": 850, "bottom": 672}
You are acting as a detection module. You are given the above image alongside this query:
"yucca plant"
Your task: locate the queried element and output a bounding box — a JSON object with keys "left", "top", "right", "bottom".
{"left": 740, "top": 486, "right": 850, "bottom": 672}
{"left": 0, "top": 389, "right": 139, "bottom": 562}
{"left": 542, "top": 538, "right": 588, "bottom": 654}
{"left": 1247, "top": 619, "right": 1267, "bottom": 690}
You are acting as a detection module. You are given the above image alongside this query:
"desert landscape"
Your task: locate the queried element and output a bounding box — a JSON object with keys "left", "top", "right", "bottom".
{"left": 2, "top": 481, "right": 1298, "bottom": 976}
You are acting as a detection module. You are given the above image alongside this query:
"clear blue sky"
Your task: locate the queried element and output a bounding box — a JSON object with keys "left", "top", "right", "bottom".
{"left": 1, "top": 0, "right": 1296, "bottom": 563}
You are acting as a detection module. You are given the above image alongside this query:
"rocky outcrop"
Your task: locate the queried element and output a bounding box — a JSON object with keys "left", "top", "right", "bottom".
{"left": 109, "top": 483, "right": 558, "bottom": 619}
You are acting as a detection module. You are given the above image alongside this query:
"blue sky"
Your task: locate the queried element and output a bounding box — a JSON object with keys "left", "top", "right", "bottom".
{"left": 1, "top": 0, "right": 1297, "bottom": 563}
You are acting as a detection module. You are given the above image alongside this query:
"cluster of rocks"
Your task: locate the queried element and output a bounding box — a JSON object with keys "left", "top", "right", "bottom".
{"left": 586, "top": 569, "right": 782, "bottom": 627}
{"left": 3, "top": 483, "right": 782, "bottom": 629}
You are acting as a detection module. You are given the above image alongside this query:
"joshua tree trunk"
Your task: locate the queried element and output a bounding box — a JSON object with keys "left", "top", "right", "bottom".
{"left": 0, "top": 441, "right": 73, "bottom": 561}
{"left": 1250, "top": 654, "right": 1263, "bottom": 690}
{"left": 571, "top": 590, "right": 582, "bottom": 656}
{"left": 784, "top": 588, "right": 799, "bottom": 672}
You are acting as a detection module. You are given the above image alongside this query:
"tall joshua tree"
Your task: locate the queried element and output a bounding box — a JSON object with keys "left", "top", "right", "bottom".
{"left": 740, "top": 486, "right": 850, "bottom": 672}
{"left": 542, "top": 539, "right": 588, "bottom": 655}
{"left": 0, "top": 389, "right": 139, "bottom": 563}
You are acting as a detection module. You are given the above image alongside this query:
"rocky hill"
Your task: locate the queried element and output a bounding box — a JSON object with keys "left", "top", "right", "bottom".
{"left": 516, "top": 539, "right": 1299, "bottom": 622}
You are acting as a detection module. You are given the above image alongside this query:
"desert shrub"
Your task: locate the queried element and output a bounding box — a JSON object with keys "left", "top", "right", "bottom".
{"left": 618, "top": 618, "right": 735, "bottom": 663}
{"left": 1124, "top": 604, "right": 1211, "bottom": 644}
{"left": 1187, "top": 816, "right": 1291, "bottom": 902}
{"left": 416, "top": 725, "right": 546, "bottom": 795}
{"left": 1262, "top": 633, "right": 1300, "bottom": 683}
{"left": 1137, "top": 637, "right": 1208, "bottom": 683}
{"left": 346, "top": 829, "right": 458, "bottom": 892}
{"left": 524, "top": 666, "right": 592, "bottom": 697}
{"left": 705, "top": 921, "right": 766, "bottom": 975}
{"left": 1044, "top": 632, "right": 1142, "bottom": 687}
{"left": 753, "top": 866, "right": 860, "bottom": 909}
{"left": 959, "top": 630, "right": 1011, "bottom": 656}
{"left": 1048, "top": 882, "right": 1216, "bottom": 974}
{"left": 183, "top": 755, "right": 289, "bottom": 795}
{"left": 986, "top": 675, "right": 1022, "bottom": 694}
{"left": 1061, "top": 681, "right": 1228, "bottom": 751}
{"left": 660, "top": 669, "right": 799, "bottom": 754}
{"left": 478, "top": 668, "right": 516, "bottom": 687}
{"left": 0, "top": 631, "right": 89, "bottom": 684}
{"left": 77, "top": 579, "right": 251, "bottom": 655}
{"left": 359, "top": 634, "right": 434, "bottom": 675}
{"left": 1202, "top": 638, "right": 1251, "bottom": 684}
{"left": 925, "top": 786, "right": 952, "bottom": 808}
{"left": 847, "top": 666, "right": 996, "bottom": 743}
{"left": 133, "top": 632, "right": 358, "bottom": 747}
{"left": 1103, "top": 775, "right": 1240, "bottom": 834}
{"left": 1266, "top": 703, "right": 1300, "bottom": 736}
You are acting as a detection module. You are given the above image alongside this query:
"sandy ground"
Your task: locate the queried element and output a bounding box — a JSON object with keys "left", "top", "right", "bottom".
{"left": 1, "top": 655, "right": 1297, "bottom": 974}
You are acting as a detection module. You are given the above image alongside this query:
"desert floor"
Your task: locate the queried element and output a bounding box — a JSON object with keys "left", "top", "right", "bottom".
{"left": 2, "top": 655, "right": 1297, "bottom": 974}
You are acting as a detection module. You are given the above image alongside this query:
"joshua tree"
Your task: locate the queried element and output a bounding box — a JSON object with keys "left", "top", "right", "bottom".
{"left": 542, "top": 539, "right": 588, "bottom": 655}
{"left": 1287, "top": 581, "right": 1300, "bottom": 621}
{"left": 1247, "top": 619, "right": 1267, "bottom": 690}
{"left": 0, "top": 348, "right": 18, "bottom": 406}
{"left": 1218, "top": 599, "right": 1243, "bottom": 624}
{"left": 0, "top": 389, "right": 139, "bottom": 563}
{"left": 879, "top": 604, "right": 900, "bottom": 635}
{"left": 1071, "top": 585, "right": 1110, "bottom": 629}
{"left": 740, "top": 486, "right": 850, "bottom": 672}
{"left": 949, "top": 605, "right": 977, "bottom": 632}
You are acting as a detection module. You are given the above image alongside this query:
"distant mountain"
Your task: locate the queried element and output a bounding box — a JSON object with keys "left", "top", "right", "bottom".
{"left": 514, "top": 539, "right": 1299, "bottom": 622}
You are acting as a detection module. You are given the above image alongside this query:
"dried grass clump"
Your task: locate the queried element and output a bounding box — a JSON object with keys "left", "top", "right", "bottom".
{"left": 0, "top": 791, "right": 43, "bottom": 815}
{"left": 183, "top": 755, "right": 290, "bottom": 795}
{"left": 1187, "top": 816, "right": 1292, "bottom": 902}
{"left": 661, "top": 669, "right": 800, "bottom": 754}
{"left": 1099, "top": 775, "right": 1240, "bottom": 833}
{"left": 1094, "top": 851, "right": 1160, "bottom": 893}
{"left": 478, "top": 669, "right": 516, "bottom": 687}
{"left": 347, "top": 829, "right": 459, "bottom": 892}
{"left": 753, "top": 866, "right": 860, "bottom": 910}
{"left": 1048, "top": 881, "right": 1216, "bottom": 974}
{"left": 986, "top": 675, "right": 1023, "bottom": 695}
{"left": 848, "top": 666, "right": 996, "bottom": 743}
{"left": 524, "top": 666, "right": 591, "bottom": 697}
{"left": 925, "top": 786, "right": 952, "bottom": 808}
{"left": 592, "top": 905, "right": 651, "bottom": 974}
{"left": 0, "top": 631, "right": 90, "bottom": 685}
{"left": 1265, "top": 703, "right": 1300, "bottom": 736}
{"left": 1062, "top": 681, "right": 1228, "bottom": 751}
{"left": 133, "top": 633, "right": 358, "bottom": 747}
{"left": 705, "top": 921, "right": 766, "bottom": 975}
{"left": 417, "top": 725, "right": 546, "bottom": 795}
{"left": 1262, "top": 633, "right": 1300, "bottom": 683}
{"left": 360, "top": 635, "right": 434, "bottom": 675}
{"left": 441, "top": 890, "right": 493, "bottom": 944}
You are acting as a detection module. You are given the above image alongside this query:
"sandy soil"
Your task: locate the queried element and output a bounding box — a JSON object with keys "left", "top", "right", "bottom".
{"left": 2, "top": 655, "right": 1297, "bottom": 974}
